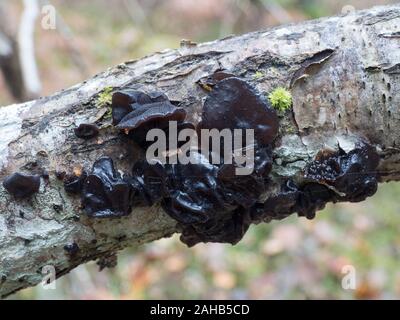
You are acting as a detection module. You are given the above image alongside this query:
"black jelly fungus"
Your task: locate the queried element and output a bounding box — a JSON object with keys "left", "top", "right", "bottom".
{"left": 198, "top": 77, "right": 278, "bottom": 146}
{"left": 111, "top": 90, "right": 151, "bottom": 125}
{"left": 112, "top": 90, "right": 152, "bottom": 108}
{"left": 63, "top": 171, "right": 87, "bottom": 194}
{"left": 197, "top": 71, "right": 235, "bottom": 91}
{"left": 2, "top": 173, "right": 41, "bottom": 198}
{"left": 304, "top": 142, "right": 379, "bottom": 202}
{"left": 65, "top": 84, "right": 381, "bottom": 247}
{"left": 148, "top": 91, "right": 169, "bottom": 102}
{"left": 111, "top": 90, "right": 171, "bottom": 126}
{"left": 251, "top": 143, "right": 380, "bottom": 223}
{"left": 130, "top": 159, "right": 168, "bottom": 207}
{"left": 82, "top": 157, "right": 132, "bottom": 218}
{"left": 111, "top": 89, "right": 187, "bottom": 148}
{"left": 116, "top": 101, "right": 186, "bottom": 131}
{"left": 64, "top": 243, "right": 79, "bottom": 255}
{"left": 74, "top": 123, "right": 99, "bottom": 139}
{"left": 73, "top": 84, "right": 277, "bottom": 246}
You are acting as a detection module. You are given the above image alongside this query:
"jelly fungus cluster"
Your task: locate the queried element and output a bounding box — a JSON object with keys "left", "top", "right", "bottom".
{"left": 2, "top": 74, "right": 380, "bottom": 247}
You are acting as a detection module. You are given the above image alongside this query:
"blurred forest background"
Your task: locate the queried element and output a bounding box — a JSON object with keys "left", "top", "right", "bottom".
{"left": 2, "top": 0, "right": 400, "bottom": 299}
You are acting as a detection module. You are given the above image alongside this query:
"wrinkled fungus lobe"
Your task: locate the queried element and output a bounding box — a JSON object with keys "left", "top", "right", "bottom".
{"left": 304, "top": 143, "right": 379, "bottom": 202}
{"left": 3, "top": 173, "right": 40, "bottom": 198}
{"left": 82, "top": 157, "right": 132, "bottom": 218}
{"left": 111, "top": 90, "right": 154, "bottom": 125}
{"left": 198, "top": 77, "right": 278, "bottom": 146}
{"left": 64, "top": 171, "right": 87, "bottom": 194}
{"left": 112, "top": 90, "right": 187, "bottom": 147}
{"left": 197, "top": 71, "right": 235, "bottom": 91}
{"left": 117, "top": 101, "right": 186, "bottom": 131}
{"left": 251, "top": 143, "right": 380, "bottom": 222}
{"left": 74, "top": 123, "right": 99, "bottom": 139}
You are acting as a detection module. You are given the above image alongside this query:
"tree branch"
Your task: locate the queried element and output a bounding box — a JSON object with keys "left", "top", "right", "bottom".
{"left": 1, "top": 4, "right": 400, "bottom": 298}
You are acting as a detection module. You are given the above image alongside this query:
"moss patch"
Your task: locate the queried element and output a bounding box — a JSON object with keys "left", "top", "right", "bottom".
{"left": 253, "top": 71, "right": 264, "bottom": 80}
{"left": 268, "top": 87, "right": 292, "bottom": 112}
{"left": 97, "top": 86, "right": 114, "bottom": 119}
{"left": 97, "top": 86, "right": 113, "bottom": 108}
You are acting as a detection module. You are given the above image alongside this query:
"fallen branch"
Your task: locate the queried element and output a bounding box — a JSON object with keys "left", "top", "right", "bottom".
{"left": 1, "top": 4, "right": 400, "bottom": 297}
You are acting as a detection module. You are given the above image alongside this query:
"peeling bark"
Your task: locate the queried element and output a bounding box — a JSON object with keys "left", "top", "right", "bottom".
{"left": 1, "top": 4, "right": 400, "bottom": 298}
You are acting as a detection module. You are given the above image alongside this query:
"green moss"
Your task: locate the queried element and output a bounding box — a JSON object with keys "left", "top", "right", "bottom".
{"left": 97, "top": 86, "right": 114, "bottom": 119}
{"left": 268, "top": 87, "right": 292, "bottom": 112}
{"left": 285, "top": 125, "right": 296, "bottom": 134}
{"left": 97, "top": 86, "right": 113, "bottom": 108}
{"left": 253, "top": 71, "right": 264, "bottom": 80}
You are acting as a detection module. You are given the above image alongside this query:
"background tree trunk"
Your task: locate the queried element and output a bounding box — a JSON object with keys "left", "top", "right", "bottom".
{"left": 0, "top": 0, "right": 42, "bottom": 102}
{"left": 1, "top": 4, "right": 400, "bottom": 298}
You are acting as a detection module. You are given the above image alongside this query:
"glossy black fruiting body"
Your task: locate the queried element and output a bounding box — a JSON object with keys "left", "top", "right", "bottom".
{"left": 197, "top": 71, "right": 235, "bottom": 91}
{"left": 198, "top": 77, "right": 278, "bottom": 146}
{"left": 250, "top": 180, "right": 331, "bottom": 222}
{"left": 2, "top": 173, "right": 41, "bottom": 198}
{"left": 130, "top": 152, "right": 257, "bottom": 246}
{"left": 251, "top": 143, "right": 380, "bottom": 222}
{"left": 251, "top": 180, "right": 300, "bottom": 222}
{"left": 115, "top": 81, "right": 278, "bottom": 246}
{"left": 63, "top": 172, "right": 87, "bottom": 194}
{"left": 74, "top": 124, "right": 99, "bottom": 139}
{"left": 130, "top": 159, "right": 168, "bottom": 207}
{"left": 304, "top": 143, "right": 379, "bottom": 202}
{"left": 117, "top": 102, "right": 186, "bottom": 140}
{"left": 112, "top": 90, "right": 187, "bottom": 148}
{"left": 64, "top": 242, "right": 79, "bottom": 255}
{"left": 63, "top": 83, "right": 278, "bottom": 245}
{"left": 111, "top": 90, "right": 153, "bottom": 125}
{"left": 82, "top": 157, "right": 132, "bottom": 218}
